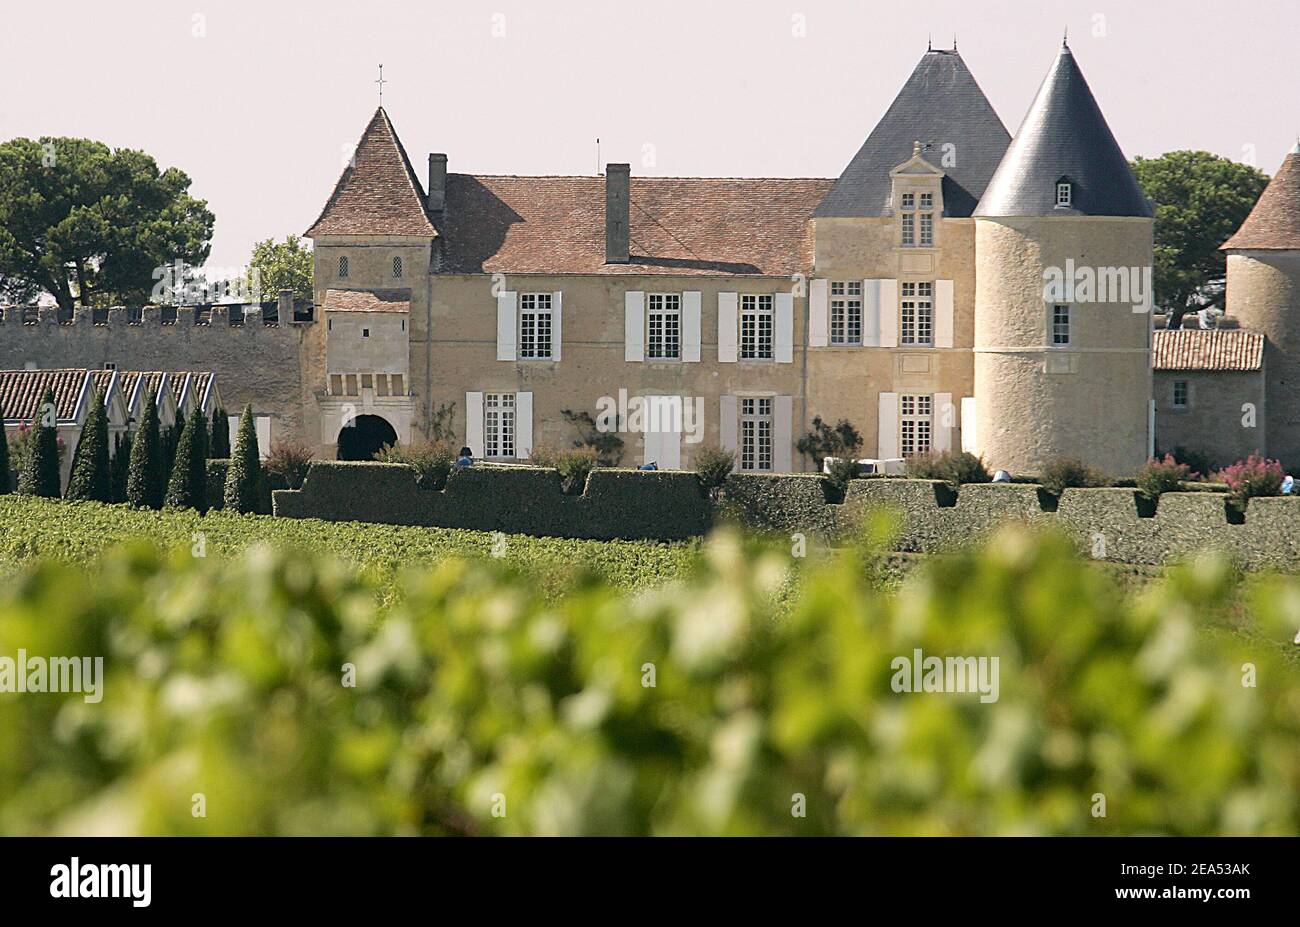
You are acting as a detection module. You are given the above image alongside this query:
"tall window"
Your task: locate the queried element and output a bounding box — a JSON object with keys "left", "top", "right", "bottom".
{"left": 392, "top": 256, "right": 403, "bottom": 278}
{"left": 484, "top": 392, "right": 516, "bottom": 458}
{"left": 1172, "top": 380, "right": 1189, "bottom": 409}
{"left": 647, "top": 293, "right": 681, "bottom": 360}
{"left": 900, "top": 282, "right": 934, "bottom": 346}
{"left": 1056, "top": 182, "right": 1072, "bottom": 207}
{"left": 740, "top": 294, "right": 774, "bottom": 360}
{"left": 919, "top": 212, "right": 934, "bottom": 247}
{"left": 740, "top": 397, "right": 773, "bottom": 471}
{"left": 899, "top": 394, "right": 933, "bottom": 457}
{"left": 830, "top": 281, "right": 863, "bottom": 345}
{"left": 519, "top": 293, "right": 553, "bottom": 359}
{"left": 338, "top": 255, "right": 349, "bottom": 278}
{"left": 1051, "top": 304, "right": 1071, "bottom": 346}
{"left": 901, "top": 213, "right": 915, "bottom": 246}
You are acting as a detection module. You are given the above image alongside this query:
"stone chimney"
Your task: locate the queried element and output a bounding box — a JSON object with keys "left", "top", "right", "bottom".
{"left": 428, "top": 153, "right": 448, "bottom": 213}
{"left": 605, "top": 163, "right": 630, "bottom": 264}
{"left": 278, "top": 288, "right": 293, "bottom": 322}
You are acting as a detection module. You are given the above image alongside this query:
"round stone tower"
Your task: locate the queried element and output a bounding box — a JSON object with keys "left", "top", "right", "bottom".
{"left": 972, "top": 43, "right": 1154, "bottom": 477}
{"left": 1221, "top": 143, "right": 1300, "bottom": 464}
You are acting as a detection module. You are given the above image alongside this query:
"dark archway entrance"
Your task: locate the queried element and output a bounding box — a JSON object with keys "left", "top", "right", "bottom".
{"left": 337, "top": 414, "right": 398, "bottom": 461}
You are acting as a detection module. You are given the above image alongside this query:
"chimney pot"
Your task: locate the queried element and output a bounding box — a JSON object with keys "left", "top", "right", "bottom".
{"left": 428, "top": 153, "right": 448, "bottom": 213}
{"left": 605, "top": 163, "right": 630, "bottom": 264}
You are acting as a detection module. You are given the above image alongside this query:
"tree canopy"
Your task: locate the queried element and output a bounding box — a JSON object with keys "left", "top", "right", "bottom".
{"left": 247, "top": 235, "right": 314, "bottom": 301}
{"left": 0, "top": 137, "right": 214, "bottom": 311}
{"left": 1130, "top": 151, "right": 1270, "bottom": 329}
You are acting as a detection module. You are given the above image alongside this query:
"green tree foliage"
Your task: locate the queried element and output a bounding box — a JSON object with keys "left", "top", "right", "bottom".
{"left": 65, "top": 390, "right": 111, "bottom": 502}
{"left": 209, "top": 406, "right": 231, "bottom": 459}
{"left": 0, "top": 522, "right": 1296, "bottom": 835}
{"left": 0, "top": 137, "right": 213, "bottom": 312}
{"left": 0, "top": 401, "right": 10, "bottom": 494}
{"left": 224, "top": 405, "right": 262, "bottom": 513}
{"left": 126, "top": 391, "right": 165, "bottom": 510}
{"left": 17, "top": 389, "right": 61, "bottom": 498}
{"left": 110, "top": 432, "right": 132, "bottom": 503}
{"left": 1130, "top": 151, "right": 1270, "bottom": 330}
{"left": 163, "top": 407, "right": 208, "bottom": 511}
{"left": 796, "top": 416, "right": 863, "bottom": 469}
{"left": 246, "top": 235, "right": 313, "bottom": 301}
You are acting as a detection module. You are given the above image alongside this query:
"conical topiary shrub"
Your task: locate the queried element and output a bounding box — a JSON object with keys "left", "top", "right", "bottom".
{"left": 126, "top": 391, "right": 166, "bottom": 510}
{"left": 224, "top": 404, "right": 262, "bottom": 514}
{"left": 66, "top": 389, "right": 112, "bottom": 502}
{"left": 209, "top": 405, "right": 230, "bottom": 459}
{"left": 164, "top": 406, "right": 209, "bottom": 512}
{"left": 18, "top": 388, "right": 62, "bottom": 498}
{"left": 110, "top": 431, "right": 132, "bottom": 503}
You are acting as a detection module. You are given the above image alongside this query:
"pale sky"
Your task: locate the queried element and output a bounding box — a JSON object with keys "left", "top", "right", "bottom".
{"left": 2, "top": 0, "right": 1296, "bottom": 271}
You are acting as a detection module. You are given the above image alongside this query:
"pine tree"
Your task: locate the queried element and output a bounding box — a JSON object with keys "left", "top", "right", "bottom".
{"left": 209, "top": 405, "right": 231, "bottom": 459}
{"left": 66, "top": 389, "right": 112, "bottom": 502}
{"left": 110, "top": 431, "right": 132, "bottom": 503}
{"left": 164, "top": 407, "right": 209, "bottom": 511}
{"left": 224, "top": 404, "right": 263, "bottom": 514}
{"left": 18, "top": 388, "right": 62, "bottom": 498}
{"left": 0, "top": 401, "right": 10, "bottom": 494}
{"left": 126, "top": 391, "right": 165, "bottom": 509}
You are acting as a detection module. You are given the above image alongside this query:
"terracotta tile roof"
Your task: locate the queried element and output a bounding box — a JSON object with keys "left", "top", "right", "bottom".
{"left": 1152, "top": 329, "right": 1264, "bottom": 371}
{"left": 0, "top": 369, "right": 114, "bottom": 423}
{"left": 118, "top": 371, "right": 167, "bottom": 411}
{"left": 322, "top": 288, "right": 411, "bottom": 312}
{"left": 173, "top": 371, "right": 216, "bottom": 412}
{"left": 1222, "top": 152, "right": 1300, "bottom": 250}
{"left": 438, "top": 174, "right": 833, "bottom": 276}
{"left": 305, "top": 108, "right": 437, "bottom": 238}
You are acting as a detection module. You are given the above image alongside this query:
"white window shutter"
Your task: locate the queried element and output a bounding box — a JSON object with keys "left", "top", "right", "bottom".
{"left": 809, "top": 279, "right": 829, "bottom": 347}
{"left": 682, "top": 291, "right": 702, "bottom": 362}
{"left": 624, "top": 291, "right": 645, "bottom": 362}
{"left": 933, "top": 392, "right": 953, "bottom": 452}
{"left": 878, "top": 280, "right": 898, "bottom": 348}
{"left": 717, "top": 292, "right": 738, "bottom": 363}
{"left": 720, "top": 395, "right": 738, "bottom": 452}
{"left": 774, "top": 292, "right": 794, "bottom": 363}
{"left": 877, "top": 392, "right": 899, "bottom": 459}
{"left": 935, "top": 280, "right": 954, "bottom": 348}
{"left": 465, "top": 391, "right": 484, "bottom": 457}
{"left": 515, "top": 391, "right": 533, "bottom": 459}
{"left": 960, "top": 397, "right": 978, "bottom": 454}
{"left": 551, "top": 291, "right": 563, "bottom": 361}
{"left": 862, "top": 280, "right": 882, "bottom": 347}
{"left": 773, "top": 395, "right": 793, "bottom": 472}
{"left": 496, "top": 291, "right": 517, "bottom": 361}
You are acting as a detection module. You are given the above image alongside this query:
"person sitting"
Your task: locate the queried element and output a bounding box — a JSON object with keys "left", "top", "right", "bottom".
{"left": 456, "top": 446, "right": 474, "bottom": 467}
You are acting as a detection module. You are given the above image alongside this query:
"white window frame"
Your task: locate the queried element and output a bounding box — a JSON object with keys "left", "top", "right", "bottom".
{"left": 899, "top": 394, "right": 933, "bottom": 458}
{"left": 1051, "top": 303, "right": 1071, "bottom": 346}
{"left": 646, "top": 293, "right": 682, "bottom": 360}
{"left": 484, "top": 392, "right": 516, "bottom": 459}
{"left": 900, "top": 212, "right": 915, "bottom": 247}
{"left": 900, "top": 282, "right": 934, "bottom": 346}
{"left": 739, "top": 294, "right": 774, "bottom": 360}
{"left": 919, "top": 211, "right": 934, "bottom": 247}
{"left": 1056, "top": 182, "right": 1072, "bottom": 207}
{"left": 739, "top": 397, "right": 774, "bottom": 472}
{"left": 518, "top": 293, "right": 554, "bottom": 360}
{"left": 830, "top": 281, "right": 863, "bottom": 346}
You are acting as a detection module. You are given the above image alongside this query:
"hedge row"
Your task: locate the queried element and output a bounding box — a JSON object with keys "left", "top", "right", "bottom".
{"left": 205, "top": 459, "right": 287, "bottom": 516}
{"left": 273, "top": 464, "right": 1300, "bottom": 569}
{"left": 273, "top": 462, "right": 711, "bottom": 541}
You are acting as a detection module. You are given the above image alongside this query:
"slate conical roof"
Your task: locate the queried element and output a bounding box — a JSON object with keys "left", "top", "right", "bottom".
{"left": 1221, "top": 148, "right": 1300, "bottom": 250}
{"left": 814, "top": 49, "right": 1010, "bottom": 218}
{"left": 975, "top": 44, "right": 1151, "bottom": 218}
{"left": 306, "top": 107, "right": 436, "bottom": 237}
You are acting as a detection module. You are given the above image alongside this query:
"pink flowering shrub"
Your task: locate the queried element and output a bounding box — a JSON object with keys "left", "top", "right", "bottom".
{"left": 1216, "top": 454, "right": 1284, "bottom": 511}
{"left": 1136, "top": 454, "right": 1195, "bottom": 500}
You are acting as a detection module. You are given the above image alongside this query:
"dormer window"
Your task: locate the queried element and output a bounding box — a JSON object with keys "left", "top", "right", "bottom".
{"left": 919, "top": 192, "right": 933, "bottom": 209}
{"left": 901, "top": 193, "right": 916, "bottom": 210}
{"left": 1056, "top": 182, "right": 1072, "bottom": 207}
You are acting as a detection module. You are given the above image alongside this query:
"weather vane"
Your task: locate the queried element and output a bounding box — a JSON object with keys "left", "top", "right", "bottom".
{"left": 375, "top": 64, "right": 387, "bottom": 105}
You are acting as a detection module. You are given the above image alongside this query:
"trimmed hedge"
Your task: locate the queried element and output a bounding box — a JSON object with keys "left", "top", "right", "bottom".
{"left": 273, "top": 464, "right": 1300, "bottom": 570}
{"left": 274, "top": 462, "right": 711, "bottom": 542}
{"left": 206, "top": 459, "right": 285, "bottom": 516}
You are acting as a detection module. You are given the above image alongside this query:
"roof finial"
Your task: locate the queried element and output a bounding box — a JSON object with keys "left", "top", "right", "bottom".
{"left": 913, "top": 140, "right": 922, "bottom": 157}
{"left": 952, "top": 34, "right": 957, "bottom": 52}
{"left": 375, "top": 64, "right": 386, "bottom": 105}
{"left": 927, "top": 34, "right": 932, "bottom": 52}
{"left": 1062, "top": 27, "right": 1069, "bottom": 47}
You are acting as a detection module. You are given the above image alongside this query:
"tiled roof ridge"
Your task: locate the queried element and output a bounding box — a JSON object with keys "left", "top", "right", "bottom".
{"left": 1151, "top": 328, "right": 1265, "bottom": 371}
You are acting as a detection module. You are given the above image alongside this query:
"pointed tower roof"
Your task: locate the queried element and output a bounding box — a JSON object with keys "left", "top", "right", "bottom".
{"left": 1221, "top": 149, "right": 1300, "bottom": 250}
{"left": 975, "top": 44, "right": 1151, "bottom": 218}
{"left": 814, "top": 49, "right": 1010, "bottom": 218}
{"left": 306, "top": 107, "right": 436, "bottom": 238}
